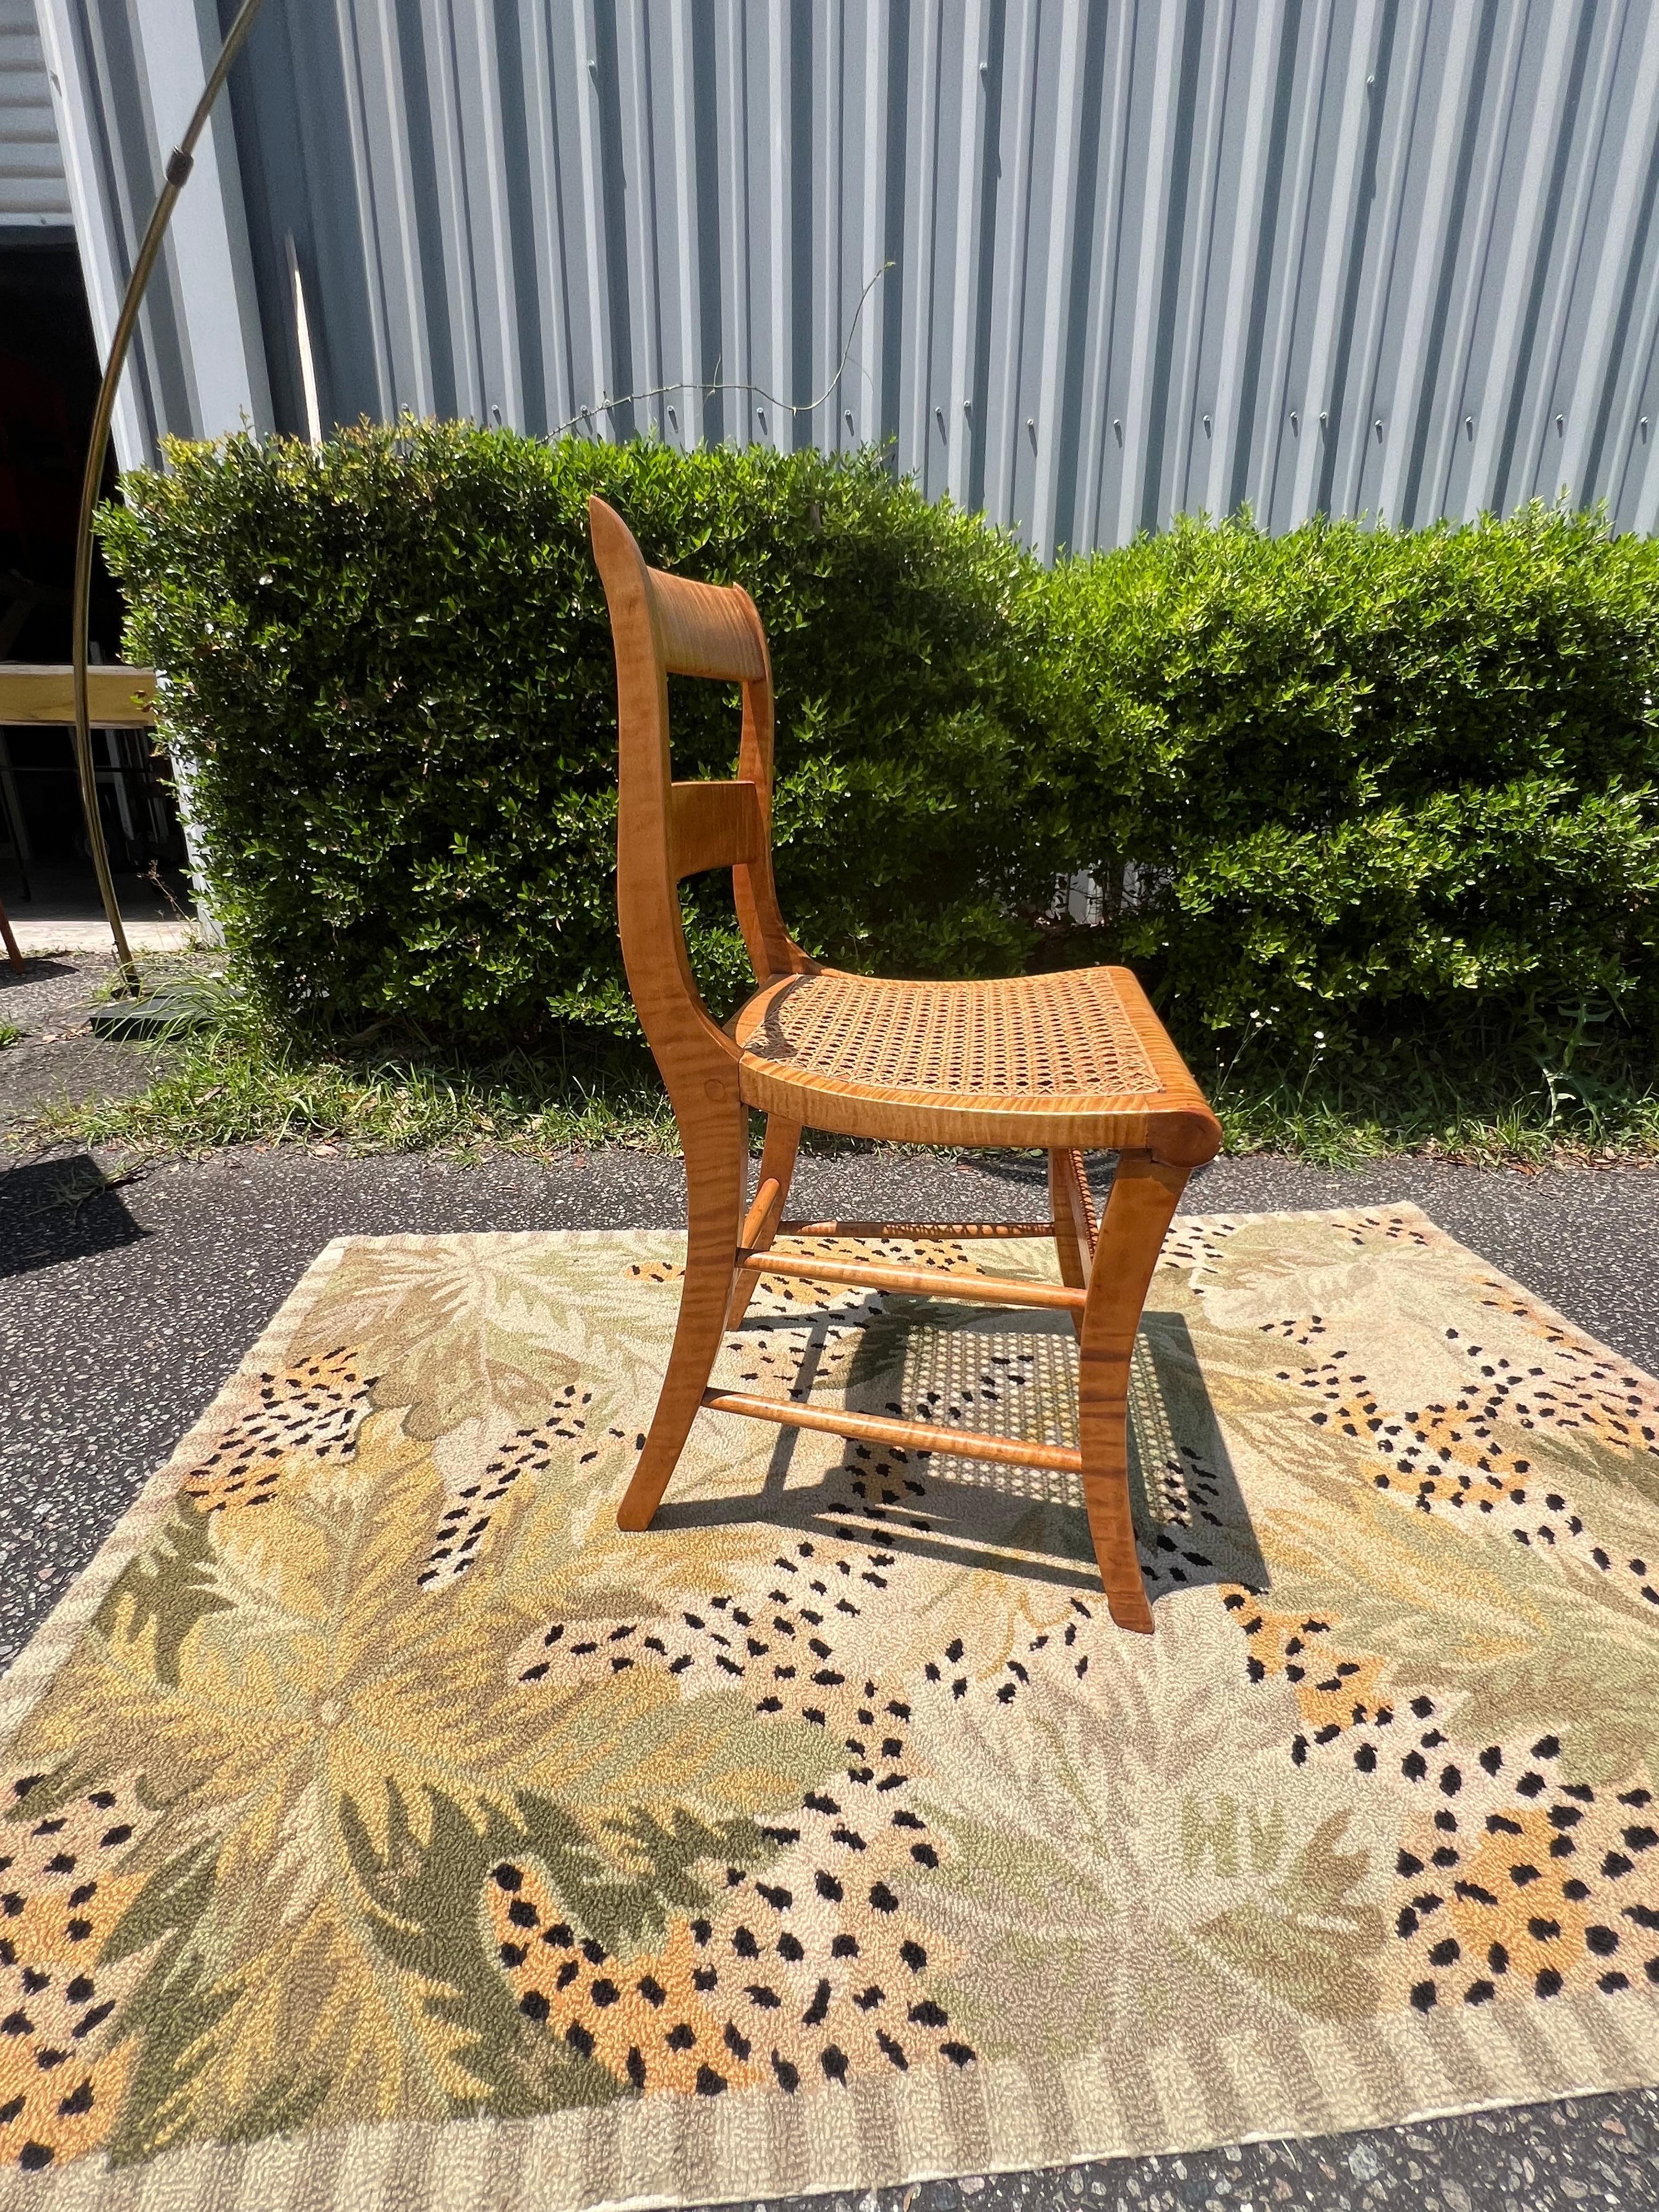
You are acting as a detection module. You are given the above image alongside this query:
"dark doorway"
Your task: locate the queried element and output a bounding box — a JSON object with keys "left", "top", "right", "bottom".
{"left": 0, "top": 236, "right": 187, "bottom": 904}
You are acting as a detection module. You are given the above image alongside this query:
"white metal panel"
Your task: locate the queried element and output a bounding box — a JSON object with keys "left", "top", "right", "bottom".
{"left": 4, "top": 0, "right": 70, "bottom": 224}
{"left": 50, "top": 0, "right": 1659, "bottom": 543}
{"left": 36, "top": 0, "right": 269, "bottom": 467}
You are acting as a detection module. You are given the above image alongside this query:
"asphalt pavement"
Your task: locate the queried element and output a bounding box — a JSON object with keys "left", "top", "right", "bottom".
{"left": 2, "top": 1107, "right": 1657, "bottom": 2209}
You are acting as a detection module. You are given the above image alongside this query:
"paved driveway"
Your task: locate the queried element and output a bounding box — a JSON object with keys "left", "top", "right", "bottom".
{"left": 1, "top": 1136, "right": 1655, "bottom": 2210}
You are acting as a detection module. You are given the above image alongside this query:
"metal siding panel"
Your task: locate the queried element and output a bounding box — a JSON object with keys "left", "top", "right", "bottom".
{"left": 40, "top": 0, "right": 270, "bottom": 461}
{"left": 656, "top": 0, "right": 693, "bottom": 439}
{"left": 3, "top": 0, "right": 71, "bottom": 223}
{"left": 1372, "top": 2, "right": 1465, "bottom": 526}
{"left": 1200, "top": 0, "right": 1280, "bottom": 521}
{"left": 1517, "top": 2, "right": 1626, "bottom": 505}
{"left": 613, "top": 0, "right": 658, "bottom": 439}
{"left": 1633, "top": 322, "right": 1659, "bottom": 531}
{"left": 572, "top": 0, "right": 614, "bottom": 433}
{"left": 1559, "top": 0, "right": 1659, "bottom": 507}
{"left": 941, "top": 0, "right": 981, "bottom": 507}
{"left": 36, "top": 0, "right": 148, "bottom": 459}
{"left": 520, "top": 0, "right": 575, "bottom": 430}
{"left": 1029, "top": 0, "right": 1087, "bottom": 555}
{"left": 1593, "top": 10, "right": 1659, "bottom": 526}
{"left": 1464, "top": 2, "right": 1579, "bottom": 515}
{"left": 1166, "top": 3, "right": 1235, "bottom": 524}
{"left": 1396, "top": 1, "right": 1499, "bottom": 526}
{"left": 53, "top": 0, "right": 1659, "bottom": 546}
{"left": 1423, "top": 0, "right": 1531, "bottom": 521}
{"left": 1074, "top": 0, "right": 1143, "bottom": 546}
{"left": 1254, "top": 0, "right": 1342, "bottom": 532}
{"left": 762, "top": 0, "right": 786, "bottom": 435}
{"left": 1281, "top": 1, "right": 1371, "bottom": 525}
{"left": 983, "top": 0, "right": 1036, "bottom": 534}
{"left": 853, "top": 0, "right": 884, "bottom": 453}
{"left": 347, "top": 0, "right": 435, "bottom": 417}
{"left": 815, "top": 0, "right": 839, "bottom": 450}
{"left": 910, "top": 0, "right": 950, "bottom": 503}
{"left": 1113, "top": 0, "right": 1182, "bottom": 542}
{"left": 712, "top": 0, "right": 746, "bottom": 448}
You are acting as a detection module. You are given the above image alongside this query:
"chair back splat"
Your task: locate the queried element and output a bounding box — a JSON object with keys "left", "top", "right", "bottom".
{"left": 589, "top": 496, "right": 1223, "bottom": 1636}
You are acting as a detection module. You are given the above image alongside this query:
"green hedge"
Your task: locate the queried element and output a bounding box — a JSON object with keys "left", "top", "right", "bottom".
{"left": 102, "top": 424, "right": 1057, "bottom": 1039}
{"left": 1043, "top": 509, "right": 1659, "bottom": 1062}
{"left": 101, "top": 425, "right": 1659, "bottom": 1073}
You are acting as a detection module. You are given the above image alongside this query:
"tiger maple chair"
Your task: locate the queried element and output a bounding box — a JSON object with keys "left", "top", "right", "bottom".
{"left": 589, "top": 498, "right": 1221, "bottom": 1633}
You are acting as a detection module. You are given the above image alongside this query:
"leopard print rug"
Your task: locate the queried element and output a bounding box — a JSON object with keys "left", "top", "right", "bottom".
{"left": 1, "top": 1208, "right": 1655, "bottom": 2208}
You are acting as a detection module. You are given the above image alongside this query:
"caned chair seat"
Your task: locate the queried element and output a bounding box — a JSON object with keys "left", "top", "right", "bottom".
{"left": 588, "top": 497, "right": 1222, "bottom": 1634}
{"left": 731, "top": 963, "right": 1215, "bottom": 1158}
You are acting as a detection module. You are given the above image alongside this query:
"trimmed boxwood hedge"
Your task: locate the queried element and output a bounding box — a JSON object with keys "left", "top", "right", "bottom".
{"left": 101, "top": 425, "right": 1659, "bottom": 1074}
{"left": 103, "top": 424, "right": 1059, "bottom": 1040}
{"left": 1042, "top": 507, "right": 1659, "bottom": 1065}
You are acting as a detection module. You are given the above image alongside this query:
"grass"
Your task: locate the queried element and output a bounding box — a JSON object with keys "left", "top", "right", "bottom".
{"left": 0, "top": 1022, "right": 21, "bottom": 1051}
{"left": 15, "top": 964, "right": 1659, "bottom": 1170}
{"left": 1211, "top": 1060, "right": 1659, "bottom": 1167}
{"left": 1202, "top": 1017, "right": 1659, "bottom": 1166}
{"left": 25, "top": 979, "right": 678, "bottom": 1161}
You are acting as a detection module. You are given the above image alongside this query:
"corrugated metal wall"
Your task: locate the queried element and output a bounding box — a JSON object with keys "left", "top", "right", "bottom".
{"left": 42, "top": 0, "right": 1659, "bottom": 549}
{"left": 36, "top": 0, "right": 268, "bottom": 470}
{"left": 2, "top": 0, "right": 70, "bottom": 224}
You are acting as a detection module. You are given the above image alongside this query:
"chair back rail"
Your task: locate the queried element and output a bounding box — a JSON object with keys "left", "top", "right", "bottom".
{"left": 670, "top": 780, "right": 765, "bottom": 881}
{"left": 650, "top": 570, "right": 768, "bottom": 682}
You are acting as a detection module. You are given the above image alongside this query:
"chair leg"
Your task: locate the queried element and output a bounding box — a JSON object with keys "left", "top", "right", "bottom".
{"left": 1048, "top": 1148, "right": 1090, "bottom": 1342}
{"left": 726, "top": 1115, "right": 802, "bottom": 1330}
{"left": 1076, "top": 1148, "right": 1189, "bottom": 1634}
{"left": 618, "top": 1095, "right": 748, "bottom": 1532}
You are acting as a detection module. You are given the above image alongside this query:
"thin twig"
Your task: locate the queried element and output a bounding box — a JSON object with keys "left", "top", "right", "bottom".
{"left": 550, "top": 261, "right": 893, "bottom": 441}
{"left": 143, "top": 861, "right": 192, "bottom": 924}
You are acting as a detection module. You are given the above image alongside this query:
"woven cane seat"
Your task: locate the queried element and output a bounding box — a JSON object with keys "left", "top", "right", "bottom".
{"left": 730, "top": 963, "right": 1205, "bottom": 1152}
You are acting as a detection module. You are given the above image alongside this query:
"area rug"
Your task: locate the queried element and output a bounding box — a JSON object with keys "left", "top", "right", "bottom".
{"left": 2, "top": 1207, "right": 1657, "bottom": 2207}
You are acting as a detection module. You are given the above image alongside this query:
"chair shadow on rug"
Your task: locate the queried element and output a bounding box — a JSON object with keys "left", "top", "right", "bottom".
{"left": 653, "top": 1296, "right": 1269, "bottom": 1605}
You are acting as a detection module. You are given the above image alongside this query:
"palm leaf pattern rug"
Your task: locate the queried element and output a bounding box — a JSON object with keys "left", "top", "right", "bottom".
{"left": 1, "top": 1207, "right": 1656, "bottom": 2208}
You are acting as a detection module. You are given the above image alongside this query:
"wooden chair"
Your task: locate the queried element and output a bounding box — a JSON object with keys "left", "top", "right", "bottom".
{"left": 589, "top": 498, "right": 1222, "bottom": 1633}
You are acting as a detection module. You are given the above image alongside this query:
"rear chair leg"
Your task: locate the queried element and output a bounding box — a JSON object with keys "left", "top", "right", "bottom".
{"left": 1048, "top": 1147, "right": 1093, "bottom": 1342}
{"left": 725, "top": 1115, "right": 802, "bottom": 1330}
{"left": 618, "top": 1094, "right": 748, "bottom": 1531}
{"left": 1076, "top": 1149, "right": 1189, "bottom": 1633}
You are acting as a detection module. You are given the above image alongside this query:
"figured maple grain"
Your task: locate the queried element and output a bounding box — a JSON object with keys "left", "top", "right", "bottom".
{"left": 734, "top": 1247, "right": 1087, "bottom": 1314}
{"left": 701, "top": 1390, "right": 1085, "bottom": 1476}
{"left": 589, "top": 496, "right": 1222, "bottom": 1630}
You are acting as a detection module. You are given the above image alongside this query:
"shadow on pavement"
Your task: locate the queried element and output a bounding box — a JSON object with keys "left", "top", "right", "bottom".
{"left": 0, "top": 1153, "right": 148, "bottom": 1279}
{"left": 0, "top": 956, "right": 81, "bottom": 990}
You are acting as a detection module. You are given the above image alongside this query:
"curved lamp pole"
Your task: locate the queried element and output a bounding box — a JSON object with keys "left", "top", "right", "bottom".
{"left": 69, "top": 0, "right": 272, "bottom": 990}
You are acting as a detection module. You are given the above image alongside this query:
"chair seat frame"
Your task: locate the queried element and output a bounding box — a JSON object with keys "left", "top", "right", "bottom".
{"left": 589, "top": 498, "right": 1222, "bottom": 1633}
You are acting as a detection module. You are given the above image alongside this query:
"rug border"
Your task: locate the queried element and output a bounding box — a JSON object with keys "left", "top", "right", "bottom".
{"left": 2, "top": 1207, "right": 1656, "bottom": 2211}
{"left": 2, "top": 1998, "right": 1655, "bottom": 2212}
